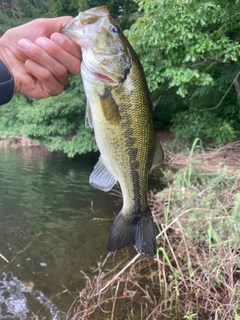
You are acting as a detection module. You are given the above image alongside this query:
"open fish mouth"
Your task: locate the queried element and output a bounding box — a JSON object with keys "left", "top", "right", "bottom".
{"left": 61, "top": 11, "right": 109, "bottom": 48}
{"left": 82, "top": 52, "right": 120, "bottom": 83}
{"left": 93, "top": 72, "right": 114, "bottom": 81}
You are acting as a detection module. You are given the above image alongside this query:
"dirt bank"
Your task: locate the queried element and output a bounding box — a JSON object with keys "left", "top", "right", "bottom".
{"left": 0, "top": 136, "right": 46, "bottom": 149}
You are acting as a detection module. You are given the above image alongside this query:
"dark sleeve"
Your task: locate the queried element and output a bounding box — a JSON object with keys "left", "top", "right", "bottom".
{"left": 0, "top": 59, "right": 14, "bottom": 105}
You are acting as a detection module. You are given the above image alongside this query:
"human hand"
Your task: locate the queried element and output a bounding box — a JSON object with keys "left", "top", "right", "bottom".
{"left": 0, "top": 17, "right": 81, "bottom": 99}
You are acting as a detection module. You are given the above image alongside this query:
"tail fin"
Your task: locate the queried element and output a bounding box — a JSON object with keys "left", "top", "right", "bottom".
{"left": 106, "top": 207, "right": 156, "bottom": 258}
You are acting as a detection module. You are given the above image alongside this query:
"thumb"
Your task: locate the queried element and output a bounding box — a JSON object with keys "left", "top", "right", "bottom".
{"left": 54, "top": 16, "right": 74, "bottom": 31}
{"left": 41, "top": 16, "right": 74, "bottom": 35}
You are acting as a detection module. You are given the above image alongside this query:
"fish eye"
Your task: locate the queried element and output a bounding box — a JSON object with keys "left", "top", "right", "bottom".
{"left": 109, "top": 25, "right": 120, "bottom": 33}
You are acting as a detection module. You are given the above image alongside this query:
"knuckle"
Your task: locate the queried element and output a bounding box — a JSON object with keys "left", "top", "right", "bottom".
{"left": 69, "top": 60, "right": 81, "bottom": 75}
{"left": 41, "top": 69, "right": 52, "bottom": 81}
{"left": 53, "top": 85, "right": 64, "bottom": 96}
{"left": 44, "top": 84, "right": 64, "bottom": 97}
{"left": 56, "top": 65, "right": 67, "bottom": 78}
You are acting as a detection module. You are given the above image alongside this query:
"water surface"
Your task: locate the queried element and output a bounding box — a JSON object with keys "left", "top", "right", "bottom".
{"left": 0, "top": 148, "right": 122, "bottom": 319}
{"left": 0, "top": 147, "right": 163, "bottom": 319}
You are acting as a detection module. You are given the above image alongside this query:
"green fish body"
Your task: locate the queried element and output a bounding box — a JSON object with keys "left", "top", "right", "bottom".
{"left": 61, "top": 6, "right": 164, "bottom": 258}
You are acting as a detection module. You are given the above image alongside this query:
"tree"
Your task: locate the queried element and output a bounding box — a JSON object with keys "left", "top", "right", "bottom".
{"left": 127, "top": 0, "right": 240, "bottom": 145}
{"left": 0, "top": 0, "right": 52, "bottom": 34}
{"left": 3, "top": 0, "right": 239, "bottom": 153}
{"left": 0, "top": 0, "right": 139, "bottom": 157}
{"left": 52, "top": 0, "right": 139, "bottom": 30}
{"left": 0, "top": 77, "right": 97, "bottom": 157}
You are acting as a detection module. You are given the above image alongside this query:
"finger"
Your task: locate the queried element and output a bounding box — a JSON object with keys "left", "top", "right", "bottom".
{"left": 51, "top": 33, "right": 82, "bottom": 60}
{"left": 18, "top": 38, "right": 69, "bottom": 86}
{"left": 24, "top": 59, "right": 65, "bottom": 97}
{"left": 37, "top": 35, "right": 81, "bottom": 75}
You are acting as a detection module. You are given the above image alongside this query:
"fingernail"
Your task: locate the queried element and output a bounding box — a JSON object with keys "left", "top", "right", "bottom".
{"left": 35, "top": 37, "right": 48, "bottom": 48}
{"left": 18, "top": 39, "right": 31, "bottom": 50}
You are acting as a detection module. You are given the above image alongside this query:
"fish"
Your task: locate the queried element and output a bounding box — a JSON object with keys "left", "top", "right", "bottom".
{"left": 61, "top": 6, "right": 164, "bottom": 258}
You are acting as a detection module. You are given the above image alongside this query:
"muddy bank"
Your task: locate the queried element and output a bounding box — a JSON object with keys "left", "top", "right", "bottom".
{"left": 167, "top": 140, "right": 240, "bottom": 173}
{"left": 0, "top": 136, "right": 46, "bottom": 149}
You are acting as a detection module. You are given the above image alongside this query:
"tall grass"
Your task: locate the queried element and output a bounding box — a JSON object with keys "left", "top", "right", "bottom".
{"left": 65, "top": 140, "right": 240, "bottom": 320}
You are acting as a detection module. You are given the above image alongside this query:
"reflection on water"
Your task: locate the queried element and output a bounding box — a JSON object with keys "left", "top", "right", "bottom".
{"left": 0, "top": 147, "right": 163, "bottom": 319}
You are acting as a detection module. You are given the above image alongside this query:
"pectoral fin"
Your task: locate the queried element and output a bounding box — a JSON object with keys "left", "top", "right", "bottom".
{"left": 150, "top": 137, "right": 164, "bottom": 173}
{"left": 99, "top": 88, "right": 121, "bottom": 125}
{"left": 90, "top": 157, "right": 117, "bottom": 192}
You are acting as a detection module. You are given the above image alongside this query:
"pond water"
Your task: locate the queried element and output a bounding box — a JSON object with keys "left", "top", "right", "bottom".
{"left": 0, "top": 147, "right": 163, "bottom": 319}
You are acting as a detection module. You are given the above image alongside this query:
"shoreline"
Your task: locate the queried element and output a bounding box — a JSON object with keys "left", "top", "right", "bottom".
{"left": 0, "top": 136, "right": 45, "bottom": 149}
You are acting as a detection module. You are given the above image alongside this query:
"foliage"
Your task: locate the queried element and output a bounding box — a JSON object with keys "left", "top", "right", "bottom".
{"left": 2, "top": 0, "right": 240, "bottom": 153}
{"left": 127, "top": 0, "right": 240, "bottom": 145}
{"left": 159, "top": 154, "right": 240, "bottom": 249}
{"left": 127, "top": 0, "right": 240, "bottom": 95}
{"left": 0, "top": 77, "right": 97, "bottom": 157}
{"left": 0, "top": 0, "right": 139, "bottom": 156}
{"left": 172, "top": 110, "right": 237, "bottom": 146}
{"left": 0, "top": 0, "right": 52, "bottom": 34}
{"left": 52, "top": 0, "right": 139, "bottom": 30}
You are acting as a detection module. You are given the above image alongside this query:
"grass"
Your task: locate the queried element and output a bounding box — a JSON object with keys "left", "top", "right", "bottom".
{"left": 64, "top": 139, "right": 240, "bottom": 320}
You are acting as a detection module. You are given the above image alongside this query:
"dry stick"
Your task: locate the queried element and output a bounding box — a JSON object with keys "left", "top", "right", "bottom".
{"left": 100, "top": 252, "right": 141, "bottom": 293}
{"left": 162, "top": 224, "right": 186, "bottom": 286}
{"left": 199, "top": 71, "right": 240, "bottom": 111}
{"left": 111, "top": 281, "right": 120, "bottom": 320}
{"left": 99, "top": 208, "right": 198, "bottom": 293}
{"left": 0, "top": 231, "right": 43, "bottom": 273}
{"left": 66, "top": 296, "right": 79, "bottom": 320}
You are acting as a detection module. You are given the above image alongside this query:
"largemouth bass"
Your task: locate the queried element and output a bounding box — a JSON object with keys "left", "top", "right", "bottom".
{"left": 61, "top": 6, "right": 164, "bottom": 258}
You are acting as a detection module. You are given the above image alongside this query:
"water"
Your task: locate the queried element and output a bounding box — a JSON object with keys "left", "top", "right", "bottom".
{"left": 0, "top": 147, "right": 163, "bottom": 319}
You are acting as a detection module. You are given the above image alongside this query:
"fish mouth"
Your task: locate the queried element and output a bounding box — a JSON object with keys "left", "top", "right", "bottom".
{"left": 93, "top": 72, "right": 114, "bottom": 82}
{"left": 81, "top": 60, "right": 116, "bottom": 83}
{"left": 61, "top": 12, "right": 108, "bottom": 48}
{"left": 61, "top": 16, "right": 87, "bottom": 46}
{"left": 83, "top": 52, "right": 118, "bottom": 83}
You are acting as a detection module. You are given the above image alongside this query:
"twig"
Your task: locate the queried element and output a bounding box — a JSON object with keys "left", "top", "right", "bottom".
{"left": 111, "top": 281, "right": 120, "bottom": 320}
{"left": 0, "top": 231, "right": 43, "bottom": 272}
{"left": 153, "top": 95, "right": 162, "bottom": 110}
{"left": 0, "top": 253, "right": 9, "bottom": 263}
{"left": 99, "top": 252, "right": 141, "bottom": 293}
{"left": 199, "top": 71, "right": 240, "bottom": 111}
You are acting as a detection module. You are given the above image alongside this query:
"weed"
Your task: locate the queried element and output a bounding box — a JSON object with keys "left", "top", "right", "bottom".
{"left": 65, "top": 141, "right": 240, "bottom": 320}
